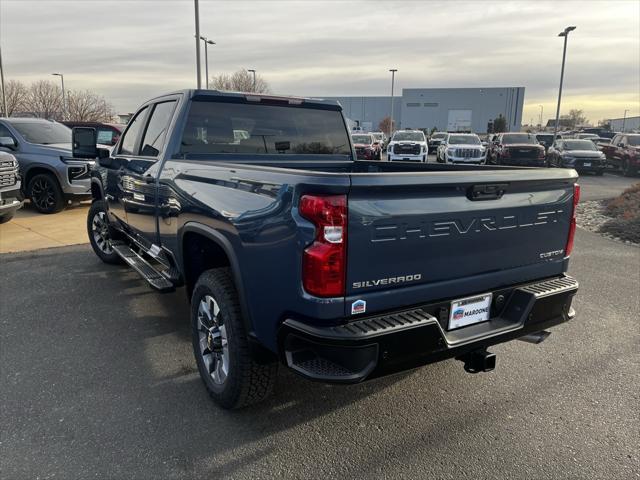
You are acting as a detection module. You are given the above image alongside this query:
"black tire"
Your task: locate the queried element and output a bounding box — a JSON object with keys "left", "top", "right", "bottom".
{"left": 28, "top": 173, "right": 64, "bottom": 214}
{"left": 191, "top": 268, "right": 277, "bottom": 409}
{"left": 622, "top": 158, "right": 636, "bottom": 177}
{"left": 87, "top": 200, "right": 123, "bottom": 264}
{"left": 0, "top": 213, "right": 15, "bottom": 224}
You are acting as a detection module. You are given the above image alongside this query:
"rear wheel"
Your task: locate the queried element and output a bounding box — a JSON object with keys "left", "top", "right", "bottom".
{"left": 0, "top": 213, "right": 15, "bottom": 224}
{"left": 28, "top": 173, "right": 64, "bottom": 214}
{"left": 87, "top": 200, "right": 123, "bottom": 264}
{"left": 191, "top": 268, "right": 277, "bottom": 409}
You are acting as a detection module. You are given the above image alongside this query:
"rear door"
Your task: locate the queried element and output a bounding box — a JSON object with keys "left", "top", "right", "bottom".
{"left": 345, "top": 169, "right": 577, "bottom": 315}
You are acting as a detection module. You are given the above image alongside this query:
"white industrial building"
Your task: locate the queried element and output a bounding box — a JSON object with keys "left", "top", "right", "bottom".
{"left": 325, "top": 87, "right": 525, "bottom": 134}
{"left": 608, "top": 115, "right": 640, "bottom": 133}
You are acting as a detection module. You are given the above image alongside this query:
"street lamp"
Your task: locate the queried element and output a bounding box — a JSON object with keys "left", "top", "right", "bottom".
{"left": 51, "top": 73, "right": 67, "bottom": 120}
{"left": 247, "top": 69, "right": 256, "bottom": 92}
{"left": 389, "top": 69, "right": 397, "bottom": 137}
{"left": 539, "top": 104, "right": 544, "bottom": 129}
{"left": 553, "top": 26, "right": 576, "bottom": 141}
{"left": 199, "top": 36, "right": 215, "bottom": 89}
{"left": 194, "top": 0, "right": 202, "bottom": 89}
{"left": 622, "top": 109, "right": 629, "bottom": 132}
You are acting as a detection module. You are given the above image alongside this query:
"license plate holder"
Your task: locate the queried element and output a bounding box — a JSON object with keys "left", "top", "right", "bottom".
{"left": 448, "top": 293, "right": 493, "bottom": 330}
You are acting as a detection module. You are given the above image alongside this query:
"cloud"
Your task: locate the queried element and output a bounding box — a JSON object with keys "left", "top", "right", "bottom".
{"left": 1, "top": 0, "right": 638, "bottom": 122}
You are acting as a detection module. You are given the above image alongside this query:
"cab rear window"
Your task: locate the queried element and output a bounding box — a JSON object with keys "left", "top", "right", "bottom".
{"left": 180, "top": 100, "right": 351, "bottom": 156}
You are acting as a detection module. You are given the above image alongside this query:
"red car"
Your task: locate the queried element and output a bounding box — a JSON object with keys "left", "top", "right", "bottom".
{"left": 351, "top": 133, "right": 382, "bottom": 160}
{"left": 600, "top": 133, "right": 640, "bottom": 176}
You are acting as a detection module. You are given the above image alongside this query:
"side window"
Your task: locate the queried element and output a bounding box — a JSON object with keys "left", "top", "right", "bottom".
{"left": 139, "top": 101, "right": 177, "bottom": 157}
{"left": 0, "top": 123, "right": 16, "bottom": 140}
{"left": 119, "top": 107, "right": 148, "bottom": 155}
{"left": 620, "top": 136, "right": 627, "bottom": 146}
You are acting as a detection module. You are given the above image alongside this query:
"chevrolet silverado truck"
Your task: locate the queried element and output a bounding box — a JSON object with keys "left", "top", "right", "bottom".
{"left": 0, "top": 118, "right": 94, "bottom": 213}
{"left": 0, "top": 152, "right": 23, "bottom": 223}
{"left": 74, "top": 90, "right": 580, "bottom": 409}
{"left": 600, "top": 133, "right": 640, "bottom": 176}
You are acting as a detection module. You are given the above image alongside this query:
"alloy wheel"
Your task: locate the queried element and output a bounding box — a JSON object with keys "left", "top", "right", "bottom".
{"left": 197, "top": 295, "right": 230, "bottom": 385}
{"left": 91, "top": 211, "right": 113, "bottom": 254}
{"left": 31, "top": 178, "right": 56, "bottom": 211}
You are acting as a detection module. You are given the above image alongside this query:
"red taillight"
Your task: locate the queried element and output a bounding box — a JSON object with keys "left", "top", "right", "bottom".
{"left": 565, "top": 183, "right": 580, "bottom": 257}
{"left": 300, "top": 194, "right": 347, "bottom": 297}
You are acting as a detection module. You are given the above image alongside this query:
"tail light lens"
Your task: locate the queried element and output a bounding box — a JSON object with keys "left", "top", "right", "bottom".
{"left": 299, "top": 194, "right": 347, "bottom": 297}
{"left": 565, "top": 183, "right": 580, "bottom": 257}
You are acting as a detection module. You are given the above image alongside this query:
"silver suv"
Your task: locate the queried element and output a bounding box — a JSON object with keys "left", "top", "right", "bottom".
{"left": 0, "top": 118, "right": 94, "bottom": 213}
{"left": 0, "top": 151, "right": 23, "bottom": 223}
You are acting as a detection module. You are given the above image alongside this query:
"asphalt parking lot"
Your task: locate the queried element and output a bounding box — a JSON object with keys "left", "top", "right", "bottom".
{"left": 1, "top": 228, "right": 639, "bottom": 478}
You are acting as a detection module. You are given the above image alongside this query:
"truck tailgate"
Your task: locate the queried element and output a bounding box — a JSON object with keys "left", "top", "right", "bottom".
{"left": 345, "top": 169, "right": 578, "bottom": 316}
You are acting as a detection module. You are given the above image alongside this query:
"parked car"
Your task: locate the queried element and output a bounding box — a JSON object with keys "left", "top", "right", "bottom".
{"left": 535, "top": 133, "right": 555, "bottom": 153}
{"left": 387, "top": 129, "right": 428, "bottom": 162}
{"left": 573, "top": 133, "right": 600, "bottom": 141}
{"left": 0, "top": 118, "right": 94, "bottom": 213}
{"left": 351, "top": 133, "right": 382, "bottom": 160}
{"left": 370, "top": 131, "right": 387, "bottom": 149}
{"left": 436, "top": 133, "right": 486, "bottom": 164}
{"left": 600, "top": 133, "right": 640, "bottom": 176}
{"left": 428, "top": 131, "right": 447, "bottom": 153}
{"left": 0, "top": 151, "right": 23, "bottom": 223}
{"left": 62, "top": 121, "right": 124, "bottom": 146}
{"left": 547, "top": 139, "right": 606, "bottom": 175}
{"left": 76, "top": 89, "right": 580, "bottom": 410}
{"left": 488, "top": 133, "right": 546, "bottom": 167}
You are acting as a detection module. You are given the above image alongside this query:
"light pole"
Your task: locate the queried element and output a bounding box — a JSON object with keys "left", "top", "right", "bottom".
{"left": 199, "top": 36, "right": 215, "bottom": 89}
{"left": 51, "top": 73, "right": 67, "bottom": 120}
{"left": 247, "top": 69, "right": 256, "bottom": 92}
{"left": 0, "top": 45, "right": 7, "bottom": 117}
{"left": 389, "top": 69, "right": 397, "bottom": 136}
{"left": 553, "top": 26, "right": 576, "bottom": 141}
{"left": 194, "top": 0, "right": 202, "bottom": 89}
{"left": 539, "top": 104, "right": 544, "bottom": 129}
{"left": 622, "top": 109, "right": 629, "bottom": 132}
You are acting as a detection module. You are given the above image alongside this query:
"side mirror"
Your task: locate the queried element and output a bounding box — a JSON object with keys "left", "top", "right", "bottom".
{"left": 72, "top": 127, "right": 98, "bottom": 159}
{"left": 0, "top": 136, "right": 17, "bottom": 149}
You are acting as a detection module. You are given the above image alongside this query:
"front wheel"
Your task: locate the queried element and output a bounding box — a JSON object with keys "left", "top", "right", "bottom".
{"left": 87, "top": 200, "right": 122, "bottom": 264}
{"left": 28, "top": 173, "right": 64, "bottom": 214}
{"left": 191, "top": 268, "right": 277, "bottom": 409}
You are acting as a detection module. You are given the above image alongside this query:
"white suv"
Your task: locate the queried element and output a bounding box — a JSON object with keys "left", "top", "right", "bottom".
{"left": 436, "top": 133, "right": 486, "bottom": 164}
{"left": 387, "top": 130, "right": 428, "bottom": 162}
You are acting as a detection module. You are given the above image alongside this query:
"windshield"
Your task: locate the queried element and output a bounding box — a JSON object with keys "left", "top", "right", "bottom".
{"left": 431, "top": 133, "right": 446, "bottom": 139}
{"left": 502, "top": 134, "right": 538, "bottom": 145}
{"left": 8, "top": 121, "right": 71, "bottom": 145}
{"left": 179, "top": 100, "right": 351, "bottom": 156}
{"left": 563, "top": 140, "right": 598, "bottom": 151}
{"left": 448, "top": 135, "right": 480, "bottom": 145}
{"left": 393, "top": 131, "right": 425, "bottom": 142}
{"left": 628, "top": 136, "right": 640, "bottom": 146}
{"left": 352, "top": 135, "right": 372, "bottom": 144}
{"left": 577, "top": 134, "right": 598, "bottom": 139}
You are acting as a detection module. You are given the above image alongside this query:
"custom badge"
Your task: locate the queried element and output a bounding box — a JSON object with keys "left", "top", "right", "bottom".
{"left": 351, "top": 299, "right": 366, "bottom": 315}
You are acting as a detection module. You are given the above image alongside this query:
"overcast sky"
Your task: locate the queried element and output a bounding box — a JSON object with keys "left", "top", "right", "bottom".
{"left": 1, "top": 0, "right": 639, "bottom": 124}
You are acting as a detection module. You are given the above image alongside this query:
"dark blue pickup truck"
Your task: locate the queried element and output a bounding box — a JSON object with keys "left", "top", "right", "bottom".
{"left": 74, "top": 90, "right": 579, "bottom": 409}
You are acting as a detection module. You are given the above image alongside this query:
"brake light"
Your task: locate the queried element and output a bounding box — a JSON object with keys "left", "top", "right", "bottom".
{"left": 565, "top": 183, "right": 580, "bottom": 257}
{"left": 299, "top": 194, "right": 347, "bottom": 297}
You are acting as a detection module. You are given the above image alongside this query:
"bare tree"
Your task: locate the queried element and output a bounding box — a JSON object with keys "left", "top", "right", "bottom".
{"left": 211, "top": 69, "right": 269, "bottom": 93}
{"left": 2, "top": 80, "right": 28, "bottom": 116}
{"left": 27, "top": 80, "right": 63, "bottom": 119}
{"left": 67, "top": 89, "right": 115, "bottom": 122}
{"left": 378, "top": 116, "right": 396, "bottom": 136}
